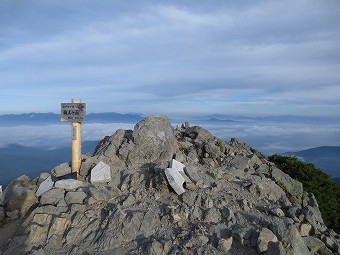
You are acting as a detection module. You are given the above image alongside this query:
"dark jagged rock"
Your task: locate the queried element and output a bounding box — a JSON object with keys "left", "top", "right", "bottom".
{"left": 0, "top": 115, "right": 339, "bottom": 255}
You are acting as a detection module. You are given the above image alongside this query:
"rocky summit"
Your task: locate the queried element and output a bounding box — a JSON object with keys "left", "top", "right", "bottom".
{"left": 0, "top": 115, "right": 339, "bottom": 255}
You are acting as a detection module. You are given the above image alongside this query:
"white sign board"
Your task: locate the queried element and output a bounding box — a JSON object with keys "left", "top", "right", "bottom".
{"left": 61, "top": 103, "right": 86, "bottom": 122}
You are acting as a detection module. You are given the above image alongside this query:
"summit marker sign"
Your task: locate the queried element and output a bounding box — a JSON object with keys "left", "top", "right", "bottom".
{"left": 61, "top": 103, "right": 86, "bottom": 122}
{"left": 60, "top": 99, "right": 85, "bottom": 176}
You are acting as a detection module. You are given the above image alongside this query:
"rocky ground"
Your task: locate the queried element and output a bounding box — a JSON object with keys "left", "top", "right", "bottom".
{"left": 0, "top": 115, "right": 339, "bottom": 255}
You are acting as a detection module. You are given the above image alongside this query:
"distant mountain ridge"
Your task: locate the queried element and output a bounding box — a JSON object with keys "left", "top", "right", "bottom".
{"left": 202, "top": 114, "right": 340, "bottom": 124}
{"left": 1, "top": 112, "right": 339, "bottom": 126}
{"left": 283, "top": 146, "right": 340, "bottom": 178}
{"left": 0, "top": 112, "right": 144, "bottom": 126}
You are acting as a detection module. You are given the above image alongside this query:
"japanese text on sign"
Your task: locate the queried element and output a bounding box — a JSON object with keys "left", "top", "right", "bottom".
{"left": 61, "top": 103, "right": 86, "bottom": 122}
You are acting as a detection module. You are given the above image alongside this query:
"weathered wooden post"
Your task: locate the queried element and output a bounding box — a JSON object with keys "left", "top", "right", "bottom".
{"left": 61, "top": 99, "right": 86, "bottom": 177}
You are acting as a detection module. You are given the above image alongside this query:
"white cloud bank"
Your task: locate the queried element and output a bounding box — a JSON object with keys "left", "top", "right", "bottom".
{"left": 0, "top": 122, "right": 339, "bottom": 155}
{"left": 0, "top": 123, "right": 134, "bottom": 149}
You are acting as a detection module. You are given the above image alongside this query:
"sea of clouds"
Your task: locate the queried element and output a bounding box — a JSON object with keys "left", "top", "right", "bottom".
{"left": 0, "top": 121, "right": 339, "bottom": 156}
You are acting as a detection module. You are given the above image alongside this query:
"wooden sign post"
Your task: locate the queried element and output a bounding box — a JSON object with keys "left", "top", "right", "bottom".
{"left": 61, "top": 99, "right": 86, "bottom": 176}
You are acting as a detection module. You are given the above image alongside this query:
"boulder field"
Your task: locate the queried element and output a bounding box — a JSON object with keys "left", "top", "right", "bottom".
{"left": 0, "top": 115, "right": 339, "bottom": 255}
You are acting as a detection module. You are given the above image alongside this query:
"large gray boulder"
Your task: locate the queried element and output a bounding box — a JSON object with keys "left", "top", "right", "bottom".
{"left": 129, "top": 115, "right": 178, "bottom": 167}
{"left": 95, "top": 115, "right": 179, "bottom": 169}
{"left": 2, "top": 175, "right": 38, "bottom": 217}
{"left": 6, "top": 187, "right": 38, "bottom": 215}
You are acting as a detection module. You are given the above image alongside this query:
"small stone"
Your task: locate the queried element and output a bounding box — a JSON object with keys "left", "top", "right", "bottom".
{"left": 190, "top": 234, "right": 209, "bottom": 247}
{"left": 36, "top": 176, "right": 54, "bottom": 197}
{"left": 36, "top": 172, "right": 51, "bottom": 186}
{"left": 64, "top": 191, "right": 87, "bottom": 205}
{"left": 299, "top": 223, "right": 312, "bottom": 237}
{"left": 184, "top": 166, "right": 201, "bottom": 184}
{"left": 321, "top": 235, "right": 340, "bottom": 253}
{"left": 202, "top": 196, "right": 214, "bottom": 209}
{"left": 51, "top": 163, "right": 71, "bottom": 177}
{"left": 218, "top": 237, "right": 233, "bottom": 252}
{"left": 30, "top": 247, "right": 45, "bottom": 255}
{"left": 232, "top": 227, "right": 251, "bottom": 245}
{"left": 6, "top": 209, "right": 19, "bottom": 220}
{"left": 303, "top": 236, "right": 325, "bottom": 253}
{"left": 88, "top": 186, "right": 112, "bottom": 202}
{"left": 221, "top": 207, "right": 234, "bottom": 221}
{"left": 40, "top": 188, "right": 65, "bottom": 206}
{"left": 80, "top": 157, "right": 99, "bottom": 177}
{"left": 257, "top": 228, "right": 278, "bottom": 252}
{"left": 185, "top": 182, "right": 199, "bottom": 191}
{"left": 265, "top": 241, "right": 286, "bottom": 255}
{"left": 182, "top": 191, "right": 197, "bottom": 207}
{"left": 0, "top": 207, "right": 5, "bottom": 222}
{"left": 240, "top": 199, "right": 251, "bottom": 212}
{"left": 122, "top": 194, "right": 136, "bottom": 206}
{"left": 203, "top": 208, "right": 221, "bottom": 223}
{"left": 318, "top": 245, "right": 334, "bottom": 255}
{"left": 270, "top": 206, "right": 285, "bottom": 217}
{"left": 147, "top": 240, "right": 163, "bottom": 255}
{"left": 90, "top": 161, "right": 111, "bottom": 184}
{"left": 54, "top": 179, "right": 83, "bottom": 191}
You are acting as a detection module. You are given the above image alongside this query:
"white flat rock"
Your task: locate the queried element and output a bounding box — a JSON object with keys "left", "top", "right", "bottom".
{"left": 169, "top": 159, "right": 192, "bottom": 183}
{"left": 90, "top": 161, "right": 111, "bottom": 184}
{"left": 36, "top": 175, "right": 54, "bottom": 197}
{"left": 170, "top": 159, "right": 185, "bottom": 173}
{"left": 165, "top": 168, "right": 186, "bottom": 195}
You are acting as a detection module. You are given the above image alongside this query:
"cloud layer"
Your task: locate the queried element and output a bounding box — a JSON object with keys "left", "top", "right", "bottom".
{"left": 0, "top": 0, "right": 339, "bottom": 116}
{"left": 1, "top": 121, "right": 339, "bottom": 156}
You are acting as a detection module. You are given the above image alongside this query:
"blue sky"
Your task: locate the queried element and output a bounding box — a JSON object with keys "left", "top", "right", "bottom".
{"left": 1, "top": 0, "right": 340, "bottom": 117}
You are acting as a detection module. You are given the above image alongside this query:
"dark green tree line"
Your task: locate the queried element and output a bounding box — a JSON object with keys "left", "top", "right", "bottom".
{"left": 269, "top": 154, "right": 340, "bottom": 233}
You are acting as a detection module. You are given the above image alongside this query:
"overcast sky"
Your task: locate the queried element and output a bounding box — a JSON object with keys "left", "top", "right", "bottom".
{"left": 1, "top": 0, "right": 340, "bottom": 117}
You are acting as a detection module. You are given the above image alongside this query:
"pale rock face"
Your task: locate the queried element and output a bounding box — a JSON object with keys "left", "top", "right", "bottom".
{"left": 303, "top": 236, "right": 325, "bottom": 253}
{"left": 271, "top": 166, "right": 303, "bottom": 203}
{"left": 218, "top": 237, "right": 233, "bottom": 252}
{"left": 299, "top": 223, "right": 312, "bottom": 237}
{"left": 90, "top": 161, "right": 111, "bottom": 184}
{"left": 164, "top": 168, "right": 186, "bottom": 195}
{"left": 36, "top": 175, "right": 54, "bottom": 197}
{"left": 257, "top": 228, "right": 278, "bottom": 252}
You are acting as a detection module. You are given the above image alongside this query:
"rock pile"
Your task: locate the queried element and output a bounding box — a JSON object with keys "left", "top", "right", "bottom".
{"left": 0, "top": 115, "right": 339, "bottom": 255}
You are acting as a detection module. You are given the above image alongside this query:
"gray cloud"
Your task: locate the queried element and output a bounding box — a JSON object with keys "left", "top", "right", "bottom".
{"left": 0, "top": 0, "right": 339, "bottom": 115}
